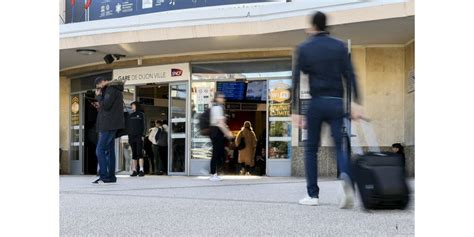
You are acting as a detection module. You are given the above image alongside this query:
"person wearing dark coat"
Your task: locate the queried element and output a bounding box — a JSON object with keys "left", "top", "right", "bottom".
{"left": 93, "top": 77, "right": 125, "bottom": 184}
{"left": 127, "top": 101, "right": 146, "bottom": 177}
{"left": 293, "top": 11, "right": 363, "bottom": 208}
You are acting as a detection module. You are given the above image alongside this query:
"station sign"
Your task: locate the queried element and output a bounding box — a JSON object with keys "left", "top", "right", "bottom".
{"left": 112, "top": 63, "right": 190, "bottom": 85}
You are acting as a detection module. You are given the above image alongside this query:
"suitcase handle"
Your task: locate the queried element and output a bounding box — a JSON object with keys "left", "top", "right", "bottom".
{"left": 350, "top": 118, "right": 381, "bottom": 155}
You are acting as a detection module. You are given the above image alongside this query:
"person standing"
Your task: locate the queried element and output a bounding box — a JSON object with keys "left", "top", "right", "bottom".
{"left": 293, "top": 11, "right": 364, "bottom": 208}
{"left": 155, "top": 120, "right": 168, "bottom": 175}
{"left": 127, "top": 101, "right": 146, "bottom": 177}
{"left": 93, "top": 77, "right": 125, "bottom": 184}
{"left": 209, "top": 92, "right": 233, "bottom": 181}
{"left": 148, "top": 120, "right": 160, "bottom": 175}
{"left": 144, "top": 122, "right": 156, "bottom": 174}
{"left": 235, "top": 121, "right": 257, "bottom": 175}
{"left": 392, "top": 143, "right": 406, "bottom": 171}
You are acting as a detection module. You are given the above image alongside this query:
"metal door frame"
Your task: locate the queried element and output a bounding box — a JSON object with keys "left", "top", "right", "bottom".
{"left": 265, "top": 79, "right": 293, "bottom": 177}
{"left": 69, "top": 93, "right": 85, "bottom": 175}
{"left": 168, "top": 82, "right": 189, "bottom": 176}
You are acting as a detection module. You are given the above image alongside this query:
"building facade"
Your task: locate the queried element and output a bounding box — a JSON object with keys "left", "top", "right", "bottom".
{"left": 59, "top": 0, "right": 415, "bottom": 177}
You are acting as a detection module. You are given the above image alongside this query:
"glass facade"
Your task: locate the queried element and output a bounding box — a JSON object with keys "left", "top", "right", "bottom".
{"left": 69, "top": 59, "right": 295, "bottom": 176}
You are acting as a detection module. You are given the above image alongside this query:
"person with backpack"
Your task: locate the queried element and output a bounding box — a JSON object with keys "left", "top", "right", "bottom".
{"left": 127, "top": 101, "right": 146, "bottom": 177}
{"left": 205, "top": 92, "right": 233, "bottom": 181}
{"left": 235, "top": 121, "right": 257, "bottom": 175}
{"left": 293, "top": 11, "right": 364, "bottom": 208}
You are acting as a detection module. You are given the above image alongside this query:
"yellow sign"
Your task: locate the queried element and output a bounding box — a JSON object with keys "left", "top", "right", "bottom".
{"left": 71, "top": 96, "right": 80, "bottom": 125}
{"left": 269, "top": 104, "right": 291, "bottom": 117}
{"left": 269, "top": 81, "right": 291, "bottom": 103}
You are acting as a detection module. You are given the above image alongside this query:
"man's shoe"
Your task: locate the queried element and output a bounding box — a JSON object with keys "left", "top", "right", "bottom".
{"left": 138, "top": 171, "right": 145, "bottom": 177}
{"left": 102, "top": 179, "right": 117, "bottom": 185}
{"left": 209, "top": 174, "right": 222, "bottom": 182}
{"left": 92, "top": 178, "right": 102, "bottom": 184}
{"left": 130, "top": 171, "right": 138, "bottom": 177}
{"left": 299, "top": 196, "right": 319, "bottom": 206}
{"left": 339, "top": 176, "right": 355, "bottom": 209}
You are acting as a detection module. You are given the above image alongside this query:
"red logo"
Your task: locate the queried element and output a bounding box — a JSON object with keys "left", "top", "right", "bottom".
{"left": 171, "top": 68, "right": 183, "bottom": 77}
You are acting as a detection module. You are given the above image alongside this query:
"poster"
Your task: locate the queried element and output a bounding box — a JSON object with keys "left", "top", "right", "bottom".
{"left": 191, "top": 82, "right": 215, "bottom": 113}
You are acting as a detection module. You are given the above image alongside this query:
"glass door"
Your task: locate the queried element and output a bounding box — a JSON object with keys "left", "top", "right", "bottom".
{"left": 169, "top": 83, "right": 188, "bottom": 174}
{"left": 70, "top": 93, "right": 84, "bottom": 175}
{"left": 266, "top": 79, "right": 293, "bottom": 176}
{"left": 189, "top": 81, "right": 216, "bottom": 175}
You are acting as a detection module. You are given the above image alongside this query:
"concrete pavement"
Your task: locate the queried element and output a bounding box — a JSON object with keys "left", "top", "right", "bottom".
{"left": 60, "top": 175, "right": 414, "bottom": 236}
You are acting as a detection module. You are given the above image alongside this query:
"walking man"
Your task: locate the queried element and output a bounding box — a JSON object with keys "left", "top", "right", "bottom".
{"left": 209, "top": 92, "right": 233, "bottom": 181}
{"left": 93, "top": 77, "right": 125, "bottom": 184}
{"left": 293, "top": 11, "right": 363, "bottom": 208}
{"left": 127, "top": 101, "right": 146, "bottom": 177}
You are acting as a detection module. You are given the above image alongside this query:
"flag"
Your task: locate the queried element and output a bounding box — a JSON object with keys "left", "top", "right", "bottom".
{"left": 84, "top": 0, "right": 92, "bottom": 9}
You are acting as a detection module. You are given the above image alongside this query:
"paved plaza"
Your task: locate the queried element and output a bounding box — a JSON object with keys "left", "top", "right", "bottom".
{"left": 60, "top": 175, "right": 414, "bottom": 236}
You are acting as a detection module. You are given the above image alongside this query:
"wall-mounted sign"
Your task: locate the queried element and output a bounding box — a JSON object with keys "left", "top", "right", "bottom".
{"left": 269, "top": 104, "right": 291, "bottom": 117}
{"left": 269, "top": 80, "right": 291, "bottom": 103}
{"left": 71, "top": 96, "right": 80, "bottom": 126}
{"left": 65, "top": 0, "right": 281, "bottom": 23}
{"left": 112, "top": 63, "right": 190, "bottom": 85}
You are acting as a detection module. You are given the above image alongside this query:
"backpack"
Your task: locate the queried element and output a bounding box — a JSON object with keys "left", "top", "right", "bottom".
{"left": 198, "top": 108, "right": 211, "bottom": 136}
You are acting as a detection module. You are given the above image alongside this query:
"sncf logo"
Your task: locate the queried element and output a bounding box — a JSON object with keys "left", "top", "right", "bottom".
{"left": 171, "top": 68, "right": 183, "bottom": 77}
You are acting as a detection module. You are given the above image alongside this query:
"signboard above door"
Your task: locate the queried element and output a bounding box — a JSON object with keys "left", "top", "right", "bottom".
{"left": 112, "top": 63, "right": 190, "bottom": 86}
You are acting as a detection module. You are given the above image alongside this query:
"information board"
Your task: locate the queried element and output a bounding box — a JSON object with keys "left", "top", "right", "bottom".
{"left": 216, "top": 82, "right": 246, "bottom": 101}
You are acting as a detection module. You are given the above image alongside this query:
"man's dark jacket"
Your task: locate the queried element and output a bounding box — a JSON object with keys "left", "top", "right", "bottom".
{"left": 96, "top": 80, "right": 125, "bottom": 132}
{"left": 293, "top": 32, "right": 360, "bottom": 110}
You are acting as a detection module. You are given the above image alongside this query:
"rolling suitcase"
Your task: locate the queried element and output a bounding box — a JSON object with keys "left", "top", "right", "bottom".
{"left": 351, "top": 120, "right": 410, "bottom": 210}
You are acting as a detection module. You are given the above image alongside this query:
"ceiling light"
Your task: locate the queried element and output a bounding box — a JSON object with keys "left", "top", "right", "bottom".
{"left": 76, "top": 49, "right": 97, "bottom": 55}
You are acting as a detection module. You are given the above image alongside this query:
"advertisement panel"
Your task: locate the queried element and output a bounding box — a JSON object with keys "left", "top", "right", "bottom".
{"left": 65, "top": 0, "right": 280, "bottom": 23}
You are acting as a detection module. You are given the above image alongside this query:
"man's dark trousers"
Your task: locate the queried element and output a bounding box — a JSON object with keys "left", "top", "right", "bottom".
{"left": 304, "top": 97, "right": 352, "bottom": 198}
{"left": 210, "top": 126, "right": 225, "bottom": 174}
{"left": 96, "top": 130, "right": 117, "bottom": 182}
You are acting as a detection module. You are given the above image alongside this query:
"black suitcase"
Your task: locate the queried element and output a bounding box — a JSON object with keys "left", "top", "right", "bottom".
{"left": 348, "top": 119, "right": 410, "bottom": 210}
{"left": 354, "top": 152, "right": 410, "bottom": 210}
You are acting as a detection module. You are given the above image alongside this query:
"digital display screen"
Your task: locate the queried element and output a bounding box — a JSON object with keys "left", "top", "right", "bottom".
{"left": 216, "top": 82, "right": 246, "bottom": 101}
{"left": 246, "top": 81, "right": 267, "bottom": 101}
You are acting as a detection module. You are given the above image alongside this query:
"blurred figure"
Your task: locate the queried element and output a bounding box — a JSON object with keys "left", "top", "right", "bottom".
{"left": 127, "top": 101, "right": 146, "bottom": 177}
{"left": 156, "top": 120, "right": 168, "bottom": 175}
{"left": 392, "top": 143, "right": 406, "bottom": 170}
{"left": 235, "top": 121, "right": 257, "bottom": 175}
{"left": 255, "top": 148, "right": 266, "bottom": 176}
{"left": 293, "top": 11, "right": 363, "bottom": 208}
{"left": 209, "top": 92, "right": 233, "bottom": 181}
{"left": 93, "top": 77, "right": 125, "bottom": 184}
{"left": 144, "top": 123, "right": 155, "bottom": 174}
